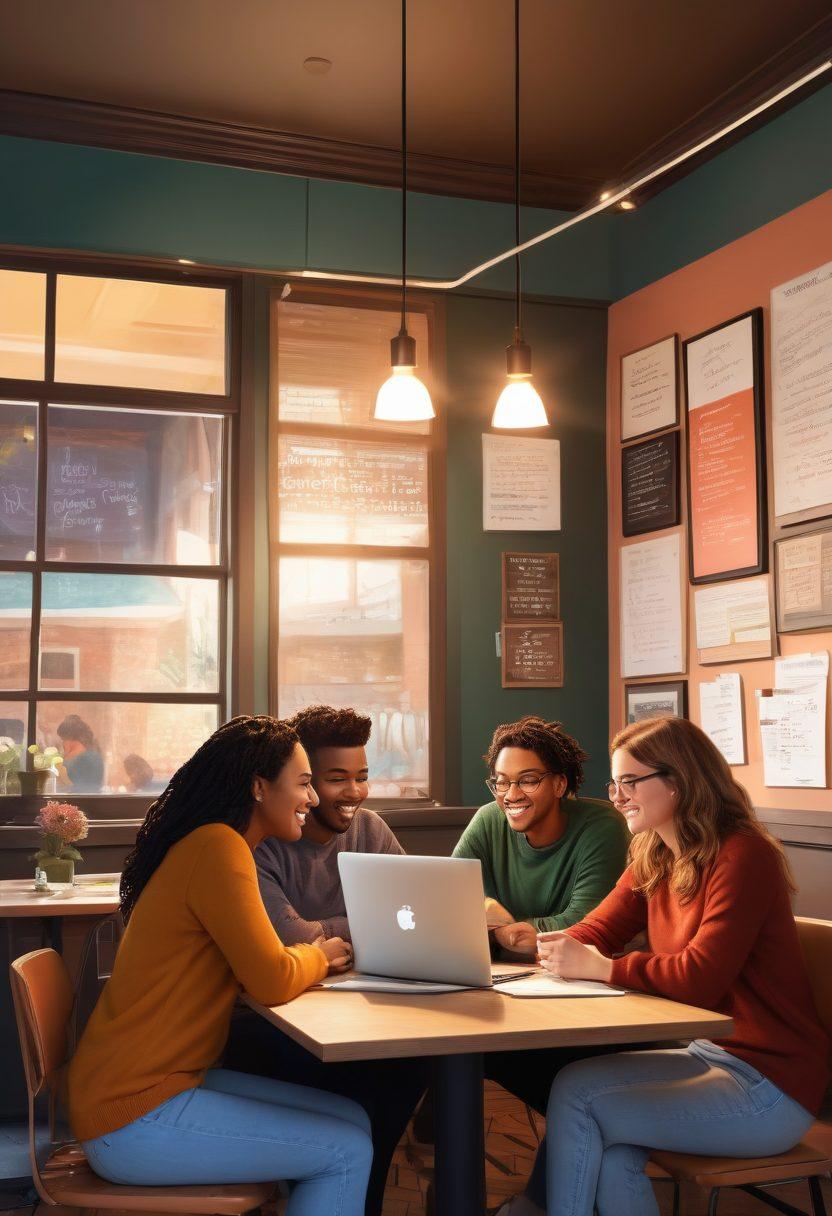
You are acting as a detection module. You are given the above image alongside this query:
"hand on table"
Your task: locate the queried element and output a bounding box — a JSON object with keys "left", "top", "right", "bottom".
{"left": 536, "top": 931, "right": 612, "bottom": 983}
{"left": 315, "top": 935, "right": 353, "bottom": 974}
{"left": 493, "top": 921, "right": 538, "bottom": 957}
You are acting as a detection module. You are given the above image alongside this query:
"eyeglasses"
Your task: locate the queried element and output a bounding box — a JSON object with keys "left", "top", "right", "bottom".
{"left": 606, "top": 770, "right": 668, "bottom": 800}
{"left": 486, "top": 773, "right": 554, "bottom": 796}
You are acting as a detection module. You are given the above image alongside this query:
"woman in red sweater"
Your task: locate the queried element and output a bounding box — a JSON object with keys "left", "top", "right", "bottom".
{"left": 529, "top": 716, "right": 829, "bottom": 1216}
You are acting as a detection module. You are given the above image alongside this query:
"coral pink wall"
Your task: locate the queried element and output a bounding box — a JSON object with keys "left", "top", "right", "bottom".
{"left": 607, "top": 190, "right": 832, "bottom": 811}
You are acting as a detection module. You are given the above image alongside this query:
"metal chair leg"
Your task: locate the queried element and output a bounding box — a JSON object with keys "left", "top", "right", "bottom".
{"left": 809, "top": 1176, "right": 828, "bottom": 1216}
{"left": 672, "top": 1182, "right": 680, "bottom": 1216}
{"left": 707, "top": 1189, "right": 720, "bottom": 1216}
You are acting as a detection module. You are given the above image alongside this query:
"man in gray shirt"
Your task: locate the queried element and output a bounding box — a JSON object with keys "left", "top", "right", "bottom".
{"left": 225, "top": 705, "right": 423, "bottom": 1216}
{"left": 256, "top": 706, "right": 403, "bottom": 942}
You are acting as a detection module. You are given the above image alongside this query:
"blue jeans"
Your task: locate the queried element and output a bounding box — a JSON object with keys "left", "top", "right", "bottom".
{"left": 536, "top": 1042, "right": 814, "bottom": 1216}
{"left": 83, "top": 1068, "right": 373, "bottom": 1216}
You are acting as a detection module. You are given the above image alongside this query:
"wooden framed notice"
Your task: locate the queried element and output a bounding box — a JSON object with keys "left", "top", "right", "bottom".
{"left": 775, "top": 528, "right": 832, "bottom": 633}
{"left": 620, "top": 334, "right": 679, "bottom": 442}
{"left": 771, "top": 260, "right": 832, "bottom": 526}
{"left": 502, "top": 623, "right": 563, "bottom": 688}
{"left": 621, "top": 431, "right": 680, "bottom": 537}
{"left": 625, "top": 681, "right": 687, "bottom": 724}
{"left": 684, "top": 310, "right": 766, "bottom": 584}
{"left": 694, "top": 575, "right": 774, "bottom": 665}
{"left": 502, "top": 552, "right": 559, "bottom": 622}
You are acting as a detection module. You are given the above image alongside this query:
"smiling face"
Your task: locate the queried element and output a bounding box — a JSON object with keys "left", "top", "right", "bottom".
{"left": 250, "top": 742, "right": 319, "bottom": 844}
{"left": 492, "top": 746, "right": 568, "bottom": 847}
{"left": 305, "top": 745, "right": 369, "bottom": 838}
{"left": 610, "top": 747, "right": 677, "bottom": 842}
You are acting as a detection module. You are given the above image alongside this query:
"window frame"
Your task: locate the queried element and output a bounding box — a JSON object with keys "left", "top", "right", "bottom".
{"left": 0, "top": 251, "right": 242, "bottom": 819}
{"left": 268, "top": 282, "right": 447, "bottom": 805}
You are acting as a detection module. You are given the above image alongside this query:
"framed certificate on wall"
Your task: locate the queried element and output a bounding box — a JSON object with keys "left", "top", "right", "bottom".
{"left": 621, "top": 335, "right": 679, "bottom": 441}
{"left": 684, "top": 310, "right": 766, "bottom": 584}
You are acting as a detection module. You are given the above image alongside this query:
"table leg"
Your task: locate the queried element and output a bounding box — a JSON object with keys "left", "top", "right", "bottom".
{"left": 433, "top": 1052, "right": 485, "bottom": 1216}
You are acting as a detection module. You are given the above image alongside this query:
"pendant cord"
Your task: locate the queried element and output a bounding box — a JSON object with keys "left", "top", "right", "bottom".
{"left": 514, "top": 0, "right": 521, "bottom": 341}
{"left": 401, "top": 0, "right": 407, "bottom": 335}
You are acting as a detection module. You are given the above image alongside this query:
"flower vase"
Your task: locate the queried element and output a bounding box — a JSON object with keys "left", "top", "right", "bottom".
{"left": 40, "top": 856, "right": 75, "bottom": 891}
{"left": 17, "top": 769, "right": 55, "bottom": 796}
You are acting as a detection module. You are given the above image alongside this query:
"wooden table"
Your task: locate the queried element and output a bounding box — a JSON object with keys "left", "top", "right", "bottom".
{"left": 0, "top": 873, "right": 121, "bottom": 987}
{"left": 248, "top": 983, "right": 733, "bottom": 1216}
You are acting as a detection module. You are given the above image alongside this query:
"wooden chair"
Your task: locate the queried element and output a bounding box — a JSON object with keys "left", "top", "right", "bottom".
{"left": 648, "top": 916, "right": 832, "bottom": 1216}
{"left": 10, "top": 947, "right": 276, "bottom": 1214}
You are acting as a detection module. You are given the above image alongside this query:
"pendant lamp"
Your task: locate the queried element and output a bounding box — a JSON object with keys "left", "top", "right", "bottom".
{"left": 492, "top": 0, "right": 548, "bottom": 429}
{"left": 375, "top": 0, "right": 435, "bottom": 422}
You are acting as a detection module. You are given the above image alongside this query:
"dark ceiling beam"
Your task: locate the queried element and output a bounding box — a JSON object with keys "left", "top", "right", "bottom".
{"left": 0, "top": 16, "right": 828, "bottom": 214}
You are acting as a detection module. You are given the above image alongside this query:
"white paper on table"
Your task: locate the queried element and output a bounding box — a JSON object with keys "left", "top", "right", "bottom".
{"left": 699, "top": 673, "right": 745, "bottom": 765}
{"left": 756, "top": 682, "right": 827, "bottom": 789}
{"left": 771, "top": 261, "right": 832, "bottom": 520}
{"left": 620, "top": 534, "right": 684, "bottom": 677}
{"left": 482, "top": 434, "right": 561, "bottom": 531}
{"left": 694, "top": 578, "right": 771, "bottom": 651}
{"left": 498, "top": 974, "right": 626, "bottom": 998}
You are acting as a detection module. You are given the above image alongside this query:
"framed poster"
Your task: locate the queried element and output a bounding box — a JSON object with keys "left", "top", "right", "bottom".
{"left": 625, "top": 681, "right": 687, "bottom": 723}
{"left": 621, "top": 431, "right": 680, "bottom": 537}
{"left": 482, "top": 434, "right": 560, "bottom": 531}
{"left": 694, "top": 575, "right": 774, "bottom": 665}
{"left": 771, "top": 260, "right": 832, "bottom": 526}
{"left": 502, "top": 552, "right": 559, "bottom": 622}
{"left": 620, "top": 335, "right": 679, "bottom": 441}
{"left": 775, "top": 528, "right": 832, "bottom": 633}
{"left": 620, "top": 534, "right": 685, "bottom": 678}
{"left": 684, "top": 310, "right": 766, "bottom": 584}
{"left": 502, "top": 622, "right": 564, "bottom": 688}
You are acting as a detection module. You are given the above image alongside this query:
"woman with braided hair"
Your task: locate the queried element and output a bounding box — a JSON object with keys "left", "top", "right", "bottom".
{"left": 67, "top": 715, "right": 372, "bottom": 1216}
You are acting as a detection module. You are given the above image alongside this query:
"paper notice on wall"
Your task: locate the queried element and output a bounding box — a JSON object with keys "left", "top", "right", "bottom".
{"left": 699, "top": 673, "right": 745, "bottom": 765}
{"left": 482, "top": 434, "right": 561, "bottom": 531}
{"left": 756, "top": 654, "right": 828, "bottom": 788}
{"left": 620, "top": 534, "right": 684, "bottom": 677}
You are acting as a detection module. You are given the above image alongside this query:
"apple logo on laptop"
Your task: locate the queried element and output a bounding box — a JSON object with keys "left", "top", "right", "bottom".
{"left": 397, "top": 904, "right": 416, "bottom": 931}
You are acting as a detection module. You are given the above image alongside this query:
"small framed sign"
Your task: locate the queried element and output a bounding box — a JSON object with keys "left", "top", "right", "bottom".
{"left": 625, "top": 681, "right": 688, "bottom": 724}
{"left": 775, "top": 528, "right": 832, "bottom": 633}
{"left": 502, "top": 623, "right": 564, "bottom": 688}
{"left": 621, "top": 431, "right": 680, "bottom": 537}
{"left": 620, "top": 335, "right": 679, "bottom": 441}
{"left": 502, "top": 552, "right": 560, "bottom": 622}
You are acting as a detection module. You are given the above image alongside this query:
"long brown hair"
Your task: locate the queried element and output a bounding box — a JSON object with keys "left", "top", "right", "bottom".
{"left": 612, "top": 716, "right": 794, "bottom": 902}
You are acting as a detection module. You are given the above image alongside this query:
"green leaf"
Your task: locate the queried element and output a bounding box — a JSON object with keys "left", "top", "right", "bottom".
{"left": 61, "top": 846, "right": 83, "bottom": 861}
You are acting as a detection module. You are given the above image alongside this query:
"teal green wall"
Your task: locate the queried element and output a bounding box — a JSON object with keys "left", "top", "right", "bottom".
{"left": 612, "top": 82, "right": 832, "bottom": 298}
{"left": 444, "top": 295, "right": 609, "bottom": 805}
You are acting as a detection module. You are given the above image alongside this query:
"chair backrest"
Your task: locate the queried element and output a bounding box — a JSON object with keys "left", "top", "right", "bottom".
{"left": 10, "top": 948, "right": 74, "bottom": 1102}
{"left": 796, "top": 917, "right": 832, "bottom": 1041}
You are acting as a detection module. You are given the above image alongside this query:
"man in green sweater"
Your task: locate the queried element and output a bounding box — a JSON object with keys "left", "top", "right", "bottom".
{"left": 453, "top": 714, "right": 629, "bottom": 958}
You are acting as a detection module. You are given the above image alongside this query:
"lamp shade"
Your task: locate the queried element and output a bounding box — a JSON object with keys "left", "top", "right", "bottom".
{"left": 491, "top": 376, "right": 548, "bottom": 428}
{"left": 374, "top": 365, "right": 435, "bottom": 422}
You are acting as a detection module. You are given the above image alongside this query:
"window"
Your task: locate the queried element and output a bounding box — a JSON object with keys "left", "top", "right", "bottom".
{"left": 271, "top": 294, "right": 443, "bottom": 801}
{"left": 0, "top": 262, "right": 237, "bottom": 809}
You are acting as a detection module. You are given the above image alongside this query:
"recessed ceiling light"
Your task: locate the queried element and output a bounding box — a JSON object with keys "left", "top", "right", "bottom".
{"left": 599, "top": 190, "right": 612, "bottom": 201}
{"left": 619, "top": 198, "right": 636, "bottom": 211}
{"left": 178, "top": 258, "right": 196, "bottom": 265}
{"left": 303, "top": 56, "right": 332, "bottom": 75}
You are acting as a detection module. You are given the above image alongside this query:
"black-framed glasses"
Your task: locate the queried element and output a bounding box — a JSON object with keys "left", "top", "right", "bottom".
{"left": 486, "top": 773, "right": 554, "bottom": 796}
{"left": 607, "top": 770, "right": 668, "bottom": 800}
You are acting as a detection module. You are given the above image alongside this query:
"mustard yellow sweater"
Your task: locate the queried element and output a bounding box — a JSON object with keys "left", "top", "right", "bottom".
{"left": 67, "top": 823, "right": 328, "bottom": 1141}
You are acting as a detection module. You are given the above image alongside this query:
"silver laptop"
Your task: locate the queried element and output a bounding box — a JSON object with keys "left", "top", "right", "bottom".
{"left": 337, "top": 853, "right": 530, "bottom": 989}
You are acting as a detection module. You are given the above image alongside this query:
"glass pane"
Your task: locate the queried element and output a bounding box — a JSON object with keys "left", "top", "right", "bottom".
{"left": 0, "top": 269, "right": 46, "bottom": 380}
{"left": 45, "top": 406, "right": 223, "bottom": 564}
{"left": 35, "top": 701, "right": 219, "bottom": 794}
{"left": 0, "top": 572, "right": 31, "bottom": 688}
{"left": 0, "top": 400, "right": 38, "bottom": 560}
{"left": 40, "top": 574, "right": 219, "bottom": 692}
{"left": 0, "top": 701, "right": 27, "bottom": 794}
{"left": 277, "top": 301, "right": 431, "bottom": 433}
{"left": 55, "top": 275, "right": 227, "bottom": 394}
{"left": 278, "top": 434, "right": 429, "bottom": 546}
{"left": 278, "top": 557, "right": 429, "bottom": 798}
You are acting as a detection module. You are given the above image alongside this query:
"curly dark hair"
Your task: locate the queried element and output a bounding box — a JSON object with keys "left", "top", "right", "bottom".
{"left": 484, "top": 716, "right": 588, "bottom": 797}
{"left": 120, "top": 715, "right": 299, "bottom": 922}
{"left": 288, "top": 704, "right": 371, "bottom": 762}
{"left": 57, "top": 714, "right": 98, "bottom": 751}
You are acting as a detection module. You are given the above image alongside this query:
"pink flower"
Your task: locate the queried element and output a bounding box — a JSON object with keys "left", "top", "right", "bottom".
{"left": 36, "top": 801, "right": 89, "bottom": 844}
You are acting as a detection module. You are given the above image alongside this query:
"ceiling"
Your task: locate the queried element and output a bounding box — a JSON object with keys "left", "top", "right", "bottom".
{"left": 0, "top": 0, "right": 830, "bottom": 209}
